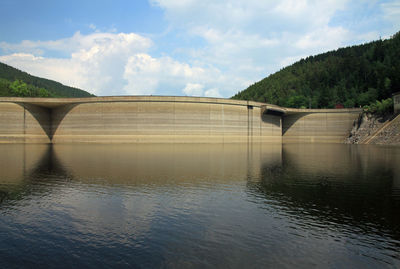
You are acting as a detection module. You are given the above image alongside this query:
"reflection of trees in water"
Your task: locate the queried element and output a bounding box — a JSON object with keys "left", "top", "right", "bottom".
{"left": 246, "top": 145, "right": 400, "bottom": 240}
{"left": 0, "top": 145, "right": 70, "bottom": 206}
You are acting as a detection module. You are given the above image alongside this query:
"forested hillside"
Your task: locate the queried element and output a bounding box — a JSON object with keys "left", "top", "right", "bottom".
{"left": 0, "top": 62, "right": 94, "bottom": 97}
{"left": 233, "top": 31, "right": 400, "bottom": 108}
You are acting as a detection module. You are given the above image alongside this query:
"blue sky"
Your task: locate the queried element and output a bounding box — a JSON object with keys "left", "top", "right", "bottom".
{"left": 0, "top": 0, "right": 399, "bottom": 97}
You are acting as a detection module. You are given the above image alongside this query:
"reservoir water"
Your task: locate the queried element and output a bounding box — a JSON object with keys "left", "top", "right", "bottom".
{"left": 0, "top": 143, "right": 399, "bottom": 268}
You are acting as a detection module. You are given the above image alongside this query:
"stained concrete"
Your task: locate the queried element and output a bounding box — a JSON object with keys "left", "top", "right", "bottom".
{"left": 0, "top": 96, "right": 361, "bottom": 144}
{"left": 0, "top": 102, "right": 50, "bottom": 143}
{"left": 282, "top": 109, "right": 362, "bottom": 143}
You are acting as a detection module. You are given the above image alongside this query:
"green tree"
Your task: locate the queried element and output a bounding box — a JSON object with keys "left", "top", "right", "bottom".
{"left": 357, "top": 88, "right": 378, "bottom": 106}
{"left": 9, "top": 80, "right": 29, "bottom": 96}
{"left": 233, "top": 31, "right": 400, "bottom": 109}
{"left": 343, "top": 99, "right": 355, "bottom": 108}
{"left": 38, "top": 88, "right": 51, "bottom": 97}
{"left": 286, "top": 95, "right": 308, "bottom": 108}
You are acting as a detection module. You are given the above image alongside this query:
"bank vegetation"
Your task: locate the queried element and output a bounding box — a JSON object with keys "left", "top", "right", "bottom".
{"left": 233, "top": 31, "right": 400, "bottom": 110}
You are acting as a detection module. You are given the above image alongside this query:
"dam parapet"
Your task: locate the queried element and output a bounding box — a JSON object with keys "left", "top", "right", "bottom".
{"left": 0, "top": 96, "right": 361, "bottom": 144}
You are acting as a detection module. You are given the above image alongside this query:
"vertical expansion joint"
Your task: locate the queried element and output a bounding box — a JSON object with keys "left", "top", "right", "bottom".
{"left": 247, "top": 104, "right": 250, "bottom": 141}
{"left": 22, "top": 104, "right": 26, "bottom": 137}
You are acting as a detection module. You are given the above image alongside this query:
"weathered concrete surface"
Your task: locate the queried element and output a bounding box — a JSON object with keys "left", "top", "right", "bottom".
{"left": 51, "top": 101, "right": 281, "bottom": 143}
{"left": 0, "top": 102, "right": 50, "bottom": 143}
{"left": 0, "top": 96, "right": 361, "bottom": 144}
{"left": 282, "top": 109, "right": 361, "bottom": 143}
{"left": 0, "top": 96, "right": 266, "bottom": 108}
{"left": 0, "top": 96, "right": 281, "bottom": 143}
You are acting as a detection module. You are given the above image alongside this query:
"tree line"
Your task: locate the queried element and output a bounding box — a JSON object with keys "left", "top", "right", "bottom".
{"left": 233, "top": 31, "right": 400, "bottom": 111}
{"left": 0, "top": 79, "right": 53, "bottom": 97}
{"left": 0, "top": 62, "right": 94, "bottom": 98}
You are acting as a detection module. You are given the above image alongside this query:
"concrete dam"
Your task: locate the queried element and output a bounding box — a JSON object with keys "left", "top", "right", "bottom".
{"left": 0, "top": 96, "right": 361, "bottom": 144}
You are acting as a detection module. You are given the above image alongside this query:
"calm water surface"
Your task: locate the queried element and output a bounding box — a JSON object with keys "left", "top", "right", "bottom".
{"left": 0, "top": 143, "right": 399, "bottom": 268}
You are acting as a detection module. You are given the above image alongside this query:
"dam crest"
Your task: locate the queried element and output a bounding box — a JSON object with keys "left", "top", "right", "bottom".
{"left": 0, "top": 96, "right": 361, "bottom": 144}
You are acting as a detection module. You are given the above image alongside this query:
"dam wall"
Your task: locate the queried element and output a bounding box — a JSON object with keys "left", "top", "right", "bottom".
{"left": 0, "top": 97, "right": 281, "bottom": 143}
{"left": 282, "top": 109, "right": 361, "bottom": 143}
{"left": 0, "top": 102, "right": 51, "bottom": 143}
{"left": 51, "top": 99, "right": 281, "bottom": 143}
{"left": 0, "top": 97, "right": 361, "bottom": 144}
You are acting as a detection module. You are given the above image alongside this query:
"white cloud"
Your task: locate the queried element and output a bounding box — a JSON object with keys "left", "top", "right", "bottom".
{"left": 273, "top": 0, "right": 348, "bottom": 26}
{"left": 149, "top": 0, "right": 356, "bottom": 96}
{"left": 279, "top": 55, "right": 307, "bottom": 69}
{"left": 151, "top": 0, "right": 348, "bottom": 32}
{"left": 182, "top": 83, "right": 204, "bottom": 96}
{"left": 1, "top": 1, "right": 398, "bottom": 98}
{"left": 0, "top": 53, "right": 85, "bottom": 90}
{"left": 204, "top": 88, "right": 222, "bottom": 98}
{"left": 295, "top": 26, "right": 349, "bottom": 50}
{"left": 181, "top": 83, "right": 223, "bottom": 98}
{"left": 381, "top": 1, "right": 400, "bottom": 32}
{"left": 0, "top": 32, "right": 156, "bottom": 95}
{"left": 355, "top": 31, "right": 381, "bottom": 42}
{"left": 123, "top": 54, "right": 215, "bottom": 95}
{"left": 381, "top": 2, "right": 400, "bottom": 22}
{"left": 0, "top": 31, "right": 237, "bottom": 97}
{"left": 0, "top": 31, "right": 152, "bottom": 56}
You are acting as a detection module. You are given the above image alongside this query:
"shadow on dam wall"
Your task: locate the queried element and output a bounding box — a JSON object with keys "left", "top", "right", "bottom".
{"left": 18, "top": 103, "right": 77, "bottom": 141}
{"left": 0, "top": 96, "right": 362, "bottom": 143}
{"left": 281, "top": 112, "right": 310, "bottom": 135}
{"left": 13, "top": 103, "right": 77, "bottom": 142}
{"left": 49, "top": 104, "right": 78, "bottom": 140}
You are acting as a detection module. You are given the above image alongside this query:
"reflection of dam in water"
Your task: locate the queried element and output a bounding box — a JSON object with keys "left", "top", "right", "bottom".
{"left": 1, "top": 143, "right": 400, "bottom": 267}
{"left": 1, "top": 144, "right": 399, "bottom": 232}
{"left": 0, "top": 143, "right": 282, "bottom": 207}
{"left": 1, "top": 143, "right": 398, "bottom": 190}
{"left": 0, "top": 96, "right": 361, "bottom": 143}
{"left": 0, "top": 143, "right": 282, "bottom": 185}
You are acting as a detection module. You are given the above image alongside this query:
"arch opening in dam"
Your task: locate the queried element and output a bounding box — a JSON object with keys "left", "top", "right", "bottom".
{"left": 0, "top": 96, "right": 362, "bottom": 144}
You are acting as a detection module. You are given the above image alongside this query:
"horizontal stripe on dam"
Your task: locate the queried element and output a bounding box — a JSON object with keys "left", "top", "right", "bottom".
{"left": 0, "top": 96, "right": 362, "bottom": 143}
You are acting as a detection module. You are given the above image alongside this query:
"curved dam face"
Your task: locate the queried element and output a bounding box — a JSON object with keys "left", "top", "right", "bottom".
{"left": 282, "top": 108, "right": 362, "bottom": 143}
{"left": 0, "top": 96, "right": 361, "bottom": 144}
{"left": 0, "top": 102, "right": 51, "bottom": 143}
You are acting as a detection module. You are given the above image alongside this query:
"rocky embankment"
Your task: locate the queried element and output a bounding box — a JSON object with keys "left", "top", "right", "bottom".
{"left": 346, "top": 113, "right": 400, "bottom": 145}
